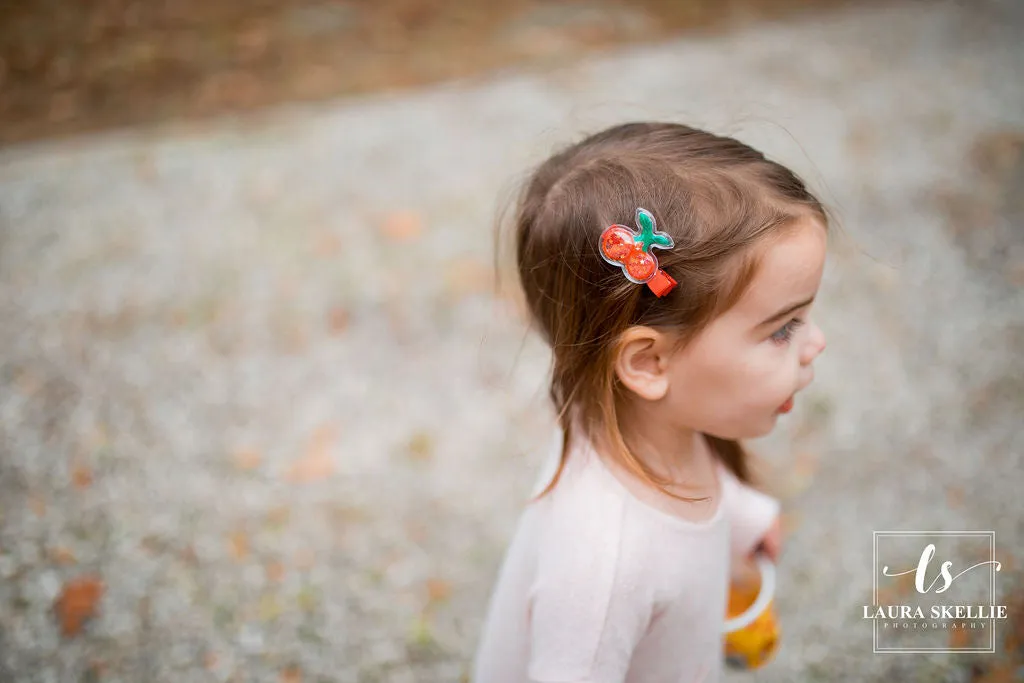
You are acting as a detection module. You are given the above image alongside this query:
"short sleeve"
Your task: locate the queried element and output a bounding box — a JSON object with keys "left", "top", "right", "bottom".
{"left": 719, "top": 463, "right": 781, "bottom": 562}
{"left": 526, "top": 466, "right": 650, "bottom": 683}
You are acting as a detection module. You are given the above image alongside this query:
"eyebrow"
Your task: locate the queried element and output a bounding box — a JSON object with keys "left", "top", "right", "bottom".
{"left": 758, "top": 295, "right": 816, "bottom": 327}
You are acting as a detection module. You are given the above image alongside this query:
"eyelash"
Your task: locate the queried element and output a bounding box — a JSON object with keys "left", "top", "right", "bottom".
{"left": 771, "top": 318, "right": 805, "bottom": 345}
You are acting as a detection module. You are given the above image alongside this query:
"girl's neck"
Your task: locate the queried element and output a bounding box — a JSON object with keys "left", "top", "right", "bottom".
{"left": 614, "top": 404, "right": 716, "bottom": 489}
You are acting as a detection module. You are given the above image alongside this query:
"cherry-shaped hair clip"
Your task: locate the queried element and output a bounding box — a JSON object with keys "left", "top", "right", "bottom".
{"left": 599, "top": 207, "right": 678, "bottom": 297}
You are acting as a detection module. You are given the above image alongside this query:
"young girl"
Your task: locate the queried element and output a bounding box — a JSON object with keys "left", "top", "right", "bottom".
{"left": 472, "top": 122, "right": 828, "bottom": 683}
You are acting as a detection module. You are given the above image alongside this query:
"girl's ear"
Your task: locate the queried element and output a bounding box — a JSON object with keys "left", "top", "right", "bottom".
{"left": 614, "top": 327, "right": 671, "bottom": 402}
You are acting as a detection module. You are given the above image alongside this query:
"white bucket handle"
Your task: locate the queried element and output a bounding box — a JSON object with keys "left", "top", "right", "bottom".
{"left": 723, "top": 554, "right": 776, "bottom": 634}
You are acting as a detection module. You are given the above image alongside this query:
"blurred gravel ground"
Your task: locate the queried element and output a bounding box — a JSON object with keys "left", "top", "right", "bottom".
{"left": 1, "top": 1, "right": 1023, "bottom": 682}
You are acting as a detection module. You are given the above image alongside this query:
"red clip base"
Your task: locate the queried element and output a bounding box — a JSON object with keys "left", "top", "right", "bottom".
{"left": 646, "top": 270, "right": 677, "bottom": 297}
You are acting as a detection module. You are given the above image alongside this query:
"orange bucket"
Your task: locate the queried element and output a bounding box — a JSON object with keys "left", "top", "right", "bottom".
{"left": 723, "top": 554, "right": 780, "bottom": 670}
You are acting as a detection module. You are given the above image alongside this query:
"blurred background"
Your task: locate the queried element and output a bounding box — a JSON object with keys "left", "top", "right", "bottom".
{"left": 0, "top": 0, "right": 1022, "bottom": 681}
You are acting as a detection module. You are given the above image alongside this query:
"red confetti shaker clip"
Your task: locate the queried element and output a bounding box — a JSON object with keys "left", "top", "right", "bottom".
{"left": 599, "top": 208, "right": 678, "bottom": 297}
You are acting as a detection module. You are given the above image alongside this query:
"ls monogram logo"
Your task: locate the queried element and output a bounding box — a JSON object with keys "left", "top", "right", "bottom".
{"left": 882, "top": 543, "right": 1002, "bottom": 595}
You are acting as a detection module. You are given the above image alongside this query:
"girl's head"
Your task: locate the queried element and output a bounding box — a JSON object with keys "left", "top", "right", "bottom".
{"left": 509, "top": 122, "right": 829, "bottom": 500}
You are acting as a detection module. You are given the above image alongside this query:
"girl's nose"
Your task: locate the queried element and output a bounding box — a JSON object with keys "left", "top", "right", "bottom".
{"left": 800, "top": 322, "right": 826, "bottom": 366}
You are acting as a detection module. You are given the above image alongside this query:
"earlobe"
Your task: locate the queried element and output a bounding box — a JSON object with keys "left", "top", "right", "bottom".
{"left": 614, "top": 328, "right": 670, "bottom": 402}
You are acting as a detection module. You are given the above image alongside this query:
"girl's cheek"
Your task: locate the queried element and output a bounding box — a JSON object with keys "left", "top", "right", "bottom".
{"left": 760, "top": 357, "right": 800, "bottom": 404}
{"left": 746, "top": 348, "right": 791, "bottom": 386}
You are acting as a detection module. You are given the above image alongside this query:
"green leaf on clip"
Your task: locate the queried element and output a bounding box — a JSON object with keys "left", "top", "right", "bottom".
{"left": 636, "top": 208, "right": 655, "bottom": 234}
{"left": 635, "top": 208, "right": 673, "bottom": 251}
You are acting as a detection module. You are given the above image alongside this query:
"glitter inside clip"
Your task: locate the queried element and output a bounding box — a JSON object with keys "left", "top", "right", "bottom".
{"left": 599, "top": 208, "right": 677, "bottom": 297}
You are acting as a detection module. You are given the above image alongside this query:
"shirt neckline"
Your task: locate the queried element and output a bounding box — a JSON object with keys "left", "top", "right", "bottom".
{"left": 581, "top": 436, "right": 728, "bottom": 532}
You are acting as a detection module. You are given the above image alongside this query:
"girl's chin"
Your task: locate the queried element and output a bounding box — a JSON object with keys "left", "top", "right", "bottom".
{"left": 701, "top": 407, "right": 786, "bottom": 439}
{"left": 710, "top": 420, "right": 776, "bottom": 441}
{"left": 748, "top": 413, "right": 783, "bottom": 438}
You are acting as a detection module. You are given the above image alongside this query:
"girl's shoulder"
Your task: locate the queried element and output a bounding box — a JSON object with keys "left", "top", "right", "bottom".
{"left": 529, "top": 441, "right": 650, "bottom": 605}
{"left": 529, "top": 427, "right": 622, "bottom": 529}
{"left": 529, "top": 426, "right": 627, "bottom": 511}
{"left": 530, "top": 433, "right": 658, "bottom": 582}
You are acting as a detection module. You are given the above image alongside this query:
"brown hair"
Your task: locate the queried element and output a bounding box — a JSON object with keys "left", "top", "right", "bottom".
{"left": 503, "top": 122, "right": 829, "bottom": 503}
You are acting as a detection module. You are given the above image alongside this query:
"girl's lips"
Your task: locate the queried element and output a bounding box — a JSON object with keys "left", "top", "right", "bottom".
{"left": 777, "top": 396, "right": 795, "bottom": 414}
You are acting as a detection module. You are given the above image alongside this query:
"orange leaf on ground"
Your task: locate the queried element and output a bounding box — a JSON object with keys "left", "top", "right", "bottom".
{"left": 54, "top": 575, "right": 104, "bottom": 637}
{"left": 875, "top": 568, "right": 918, "bottom": 606}
{"left": 316, "top": 231, "right": 341, "bottom": 256}
{"left": 443, "top": 257, "right": 493, "bottom": 298}
{"left": 381, "top": 211, "right": 423, "bottom": 243}
{"left": 229, "top": 530, "right": 249, "bottom": 560}
{"left": 426, "top": 578, "right": 452, "bottom": 603}
{"left": 280, "top": 664, "right": 302, "bottom": 683}
{"left": 180, "top": 545, "right": 198, "bottom": 565}
{"left": 232, "top": 449, "right": 262, "bottom": 471}
{"left": 286, "top": 424, "right": 338, "bottom": 483}
{"left": 949, "top": 624, "right": 975, "bottom": 650}
{"left": 406, "top": 431, "right": 434, "bottom": 462}
{"left": 327, "top": 306, "right": 349, "bottom": 334}
{"left": 266, "top": 561, "right": 285, "bottom": 583}
{"left": 265, "top": 506, "right": 291, "bottom": 530}
{"left": 946, "top": 485, "right": 965, "bottom": 509}
{"left": 72, "top": 465, "right": 93, "bottom": 489}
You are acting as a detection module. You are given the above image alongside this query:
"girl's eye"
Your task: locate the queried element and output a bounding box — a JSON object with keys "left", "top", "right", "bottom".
{"left": 770, "top": 318, "right": 805, "bottom": 345}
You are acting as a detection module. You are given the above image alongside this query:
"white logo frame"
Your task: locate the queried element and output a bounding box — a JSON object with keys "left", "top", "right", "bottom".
{"left": 872, "top": 530, "right": 997, "bottom": 654}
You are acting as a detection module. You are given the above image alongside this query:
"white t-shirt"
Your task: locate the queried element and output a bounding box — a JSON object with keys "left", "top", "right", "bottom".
{"left": 472, "top": 427, "right": 781, "bottom": 683}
